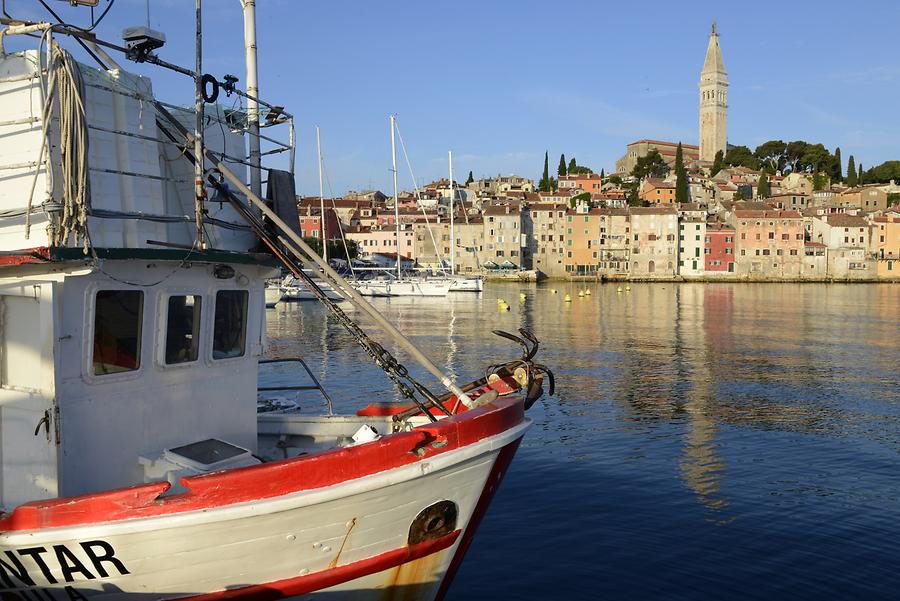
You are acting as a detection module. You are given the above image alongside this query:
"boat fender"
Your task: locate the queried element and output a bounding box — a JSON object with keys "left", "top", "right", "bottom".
{"left": 201, "top": 73, "right": 219, "bottom": 103}
{"left": 409, "top": 500, "right": 458, "bottom": 545}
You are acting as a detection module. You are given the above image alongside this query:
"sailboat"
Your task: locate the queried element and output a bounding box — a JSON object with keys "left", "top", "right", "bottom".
{"left": 445, "top": 150, "right": 484, "bottom": 292}
{"left": 351, "top": 116, "right": 452, "bottom": 298}
{"left": 0, "top": 4, "right": 552, "bottom": 599}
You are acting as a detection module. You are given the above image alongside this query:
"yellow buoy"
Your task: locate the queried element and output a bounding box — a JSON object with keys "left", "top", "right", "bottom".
{"left": 498, "top": 302, "right": 510, "bottom": 312}
{"left": 497, "top": 298, "right": 505, "bottom": 304}
{"left": 550, "top": 289, "right": 557, "bottom": 294}
{"left": 564, "top": 294, "right": 572, "bottom": 302}
{"left": 578, "top": 290, "right": 585, "bottom": 297}
{"left": 585, "top": 289, "right": 591, "bottom": 295}
{"left": 519, "top": 293, "right": 527, "bottom": 301}
{"left": 617, "top": 287, "right": 623, "bottom": 293}
{"left": 625, "top": 286, "right": 631, "bottom": 291}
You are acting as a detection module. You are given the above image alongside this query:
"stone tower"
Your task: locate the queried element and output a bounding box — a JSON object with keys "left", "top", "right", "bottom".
{"left": 699, "top": 22, "right": 728, "bottom": 163}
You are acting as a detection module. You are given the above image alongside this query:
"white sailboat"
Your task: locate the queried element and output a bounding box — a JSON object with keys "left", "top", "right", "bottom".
{"left": 446, "top": 150, "right": 484, "bottom": 292}
{"left": 351, "top": 116, "right": 452, "bottom": 298}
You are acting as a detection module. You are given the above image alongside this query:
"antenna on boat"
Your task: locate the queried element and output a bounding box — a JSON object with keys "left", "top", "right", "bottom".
{"left": 193, "top": 0, "right": 206, "bottom": 249}
{"left": 317, "top": 125, "right": 326, "bottom": 263}
{"left": 241, "top": 0, "right": 262, "bottom": 200}
{"left": 390, "top": 114, "right": 401, "bottom": 279}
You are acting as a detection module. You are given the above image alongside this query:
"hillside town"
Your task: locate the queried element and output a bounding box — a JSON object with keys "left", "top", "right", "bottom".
{"left": 295, "top": 25, "right": 900, "bottom": 282}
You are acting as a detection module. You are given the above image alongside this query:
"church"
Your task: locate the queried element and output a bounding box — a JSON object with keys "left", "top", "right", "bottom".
{"left": 615, "top": 24, "right": 728, "bottom": 174}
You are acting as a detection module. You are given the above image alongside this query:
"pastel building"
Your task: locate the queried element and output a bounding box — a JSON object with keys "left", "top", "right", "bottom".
{"left": 704, "top": 223, "right": 735, "bottom": 273}
{"left": 629, "top": 206, "right": 679, "bottom": 278}
{"left": 732, "top": 210, "right": 804, "bottom": 278}
{"left": 678, "top": 217, "right": 707, "bottom": 275}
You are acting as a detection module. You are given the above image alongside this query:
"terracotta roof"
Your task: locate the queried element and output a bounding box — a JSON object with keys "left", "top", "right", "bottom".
{"left": 734, "top": 210, "right": 803, "bottom": 219}
{"left": 629, "top": 139, "right": 700, "bottom": 150}
{"left": 821, "top": 214, "right": 867, "bottom": 228}
{"left": 629, "top": 206, "right": 678, "bottom": 215}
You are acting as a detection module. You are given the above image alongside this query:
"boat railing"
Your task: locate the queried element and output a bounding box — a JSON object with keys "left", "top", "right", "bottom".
{"left": 258, "top": 358, "right": 334, "bottom": 416}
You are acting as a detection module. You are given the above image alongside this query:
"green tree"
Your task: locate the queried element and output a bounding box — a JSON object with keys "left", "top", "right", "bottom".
{"left": 812, "top": 172, "right": 827, "bottom": 191}
{"left": 600, "top": 168, "right": 605, "bottom": 180}
{"left": 569, "top": 191, "right": 591, "bottom": 208}
{"left": 710, "top": 150, "right": 724, "bottom": 176}
{"left": 558, "top": 154, "right": 567, "bottom": 177}
{"left": 608, "top": 175, "right": 622, "bottom": 185}
{"left": 858, "top": 163, "right": 864, "bottom": 185}
{"left": 465, "top": 170, "right": 474, "bottom": 185}
{"left": 832, "top": 147, "right": 842, "bottom": 182}
{"left": 674, "top": 142, "right": 689, "bottom": 203}
{"left": 862, "top": 160, "right": 900, "bottom": 183}
{"left": 568, "top": 157, "right": 577, "bottom": 173}
{"left": 757, "top": 172, "right": 770, "bottom": 198}
{"left": 631, "top": 150, "right": 669, "bottom": 180}
{"left": 724, "top": 145, "right": 759, "bottom": 169}
{"left": 800, "top": 143, "right": 831, "bottom": 173}
{"left": 733, "top": 189, "right": 745, "bottom": 201}
{"left": 626, "top": 182, "right": 642, "bottom": 206}
{"left": 785, "top": 140, "right": 809, "bottom": 172}
{"left": 754, "top": 140, "right": 788, "bottom": 173}
{"left": 539, "top": 151, "right": 550, "bottom": 191}
{"left": 846, "top": 155, "right": 857, "bottom": 186}
{"left": 303, "top": 237, "right": 359, "bottom": 261}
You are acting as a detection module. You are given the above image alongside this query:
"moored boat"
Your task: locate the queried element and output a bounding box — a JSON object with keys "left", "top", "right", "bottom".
{"left": 0, "top": 5, "right": 552, "bottom": 599}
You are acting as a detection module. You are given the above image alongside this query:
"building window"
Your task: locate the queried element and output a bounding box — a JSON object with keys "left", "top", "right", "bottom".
{"left": 93, "top": 290, "right": 143, "bottom": 375}
{"left": 165, "top": 295, "right": 202, "bottom": 365}
{"left": 213, "top": 290, "right": 248, "bottom": 360}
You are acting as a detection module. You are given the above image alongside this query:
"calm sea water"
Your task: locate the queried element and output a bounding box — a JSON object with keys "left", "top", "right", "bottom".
{"left": 264, "top": 283, "right": 900, "bottom": 600}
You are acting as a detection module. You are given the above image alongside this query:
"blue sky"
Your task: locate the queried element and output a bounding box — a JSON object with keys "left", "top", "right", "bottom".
{"left": 10, "top": 0, "right": 900, "bottom": 194}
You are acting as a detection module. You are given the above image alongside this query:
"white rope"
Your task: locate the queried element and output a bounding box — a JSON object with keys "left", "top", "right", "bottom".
{"left": 25, "top": 39, "right": 91, "bottom": 251}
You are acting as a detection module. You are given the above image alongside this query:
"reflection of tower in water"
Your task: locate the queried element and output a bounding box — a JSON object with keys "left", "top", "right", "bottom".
{"left": 676, "top": 285, "right": 731, "bottom": 516}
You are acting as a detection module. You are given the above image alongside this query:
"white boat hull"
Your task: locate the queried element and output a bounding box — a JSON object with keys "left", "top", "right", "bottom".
{"left": 281, "top": 284, "right": 345, "bottom": 302}
{"left": 351, "top": 279, "right": 452, "bottom": 297}
{"left": 448, "top": 277, "right": 483, "bottom": 292}
{"left": 0, "top": 404, "right": 529, "bottom": 600}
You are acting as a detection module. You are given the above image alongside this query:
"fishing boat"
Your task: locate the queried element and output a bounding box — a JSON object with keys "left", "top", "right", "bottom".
{"left": 280, "top": 274, "right": 346, "bottom": 302}
{"left": 0, "top": 4, "right": 552, "bottom": 599}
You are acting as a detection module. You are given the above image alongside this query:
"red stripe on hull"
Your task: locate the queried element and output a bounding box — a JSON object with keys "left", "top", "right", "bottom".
{"left": 177, "top": 530, "right": 462, "bottom": 601}
{"left": 433, "top": 439, "right": 523, "bottom": 601}
{"left": 1, "top": 396, "right": 525, "bottom": 531}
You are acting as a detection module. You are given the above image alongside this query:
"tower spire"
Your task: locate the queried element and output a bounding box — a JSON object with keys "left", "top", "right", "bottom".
{"left": 699, "top": 24, "right": 728, "bottom": 163}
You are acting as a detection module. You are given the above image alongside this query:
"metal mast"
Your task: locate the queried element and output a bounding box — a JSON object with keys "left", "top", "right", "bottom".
{"left": 448, "top": 150, "right": 455, "bottom": 275}
{"left": 193, "top": 0, "right": 205, "bottom": 249}
{"left": 317, "top": 126, "right": 326, "bottom": 262}
{"left": 241, "top": 0, "right": 262, "bottom": 200}
{"left": 391, "top": 115, "right": 401, "bottom": 279}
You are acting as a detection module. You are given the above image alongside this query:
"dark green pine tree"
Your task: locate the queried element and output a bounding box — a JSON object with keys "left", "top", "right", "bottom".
{"left": 858, "top": 163, "right": 864, "bottom": 185}
{"left": 832, "top": 147, "right": 842, "bottom": 182}
{"left": 846, "top": 155, "right": 857, "bottom": 186}
{"left": 757, "top": 172, "right": 770, "bottom": 198}
{"left": 674, "top": 142, "right": 689, "bottom": 203}
{"left": 465, "top": 170, "right": 474, "bottom": 185}
{"left": 558, "top": 154, "right": 567, "bottom": 177}
{"left": 600, "top": 168, "right": 605, "bottom": 180}
{"left": 540, "top": 151, "right": 550, "bottom": 191}
{"left": 710, "top": 150, "right": 724, "bottom": 177}
{"left": 568, "top": 157, "right": 577, "bottom": 173}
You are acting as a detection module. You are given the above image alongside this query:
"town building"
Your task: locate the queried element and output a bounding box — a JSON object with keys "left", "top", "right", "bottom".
{"left": 564, "top": 207, "right": 601, "bottom": 276}
{"left": 527, "top": 203, "right": 568, "bottom": 278}
{"left": 678, "top": 217, "right": 707, "bottom": 276}
{"left": 629, "top": 206, "right": 679, "bottom": 278}
{"left": 596, "top": 209, "right": 631, "bottom": 279}
{"left": 640, "top": 178, "right": 677, "bottom": 205}
{"left": 483, "top": 203, "right": 525, "bottom": 268}
{"left": 704, "top": 222, "right": 736, "bottom": 273}
{"left": 871, "top": 210, "right": 900, "bottom": 277}
{"left": 615, "top": 140, "right": 700, "bottom": 175}
{"left": 732, "top": 210, "right": 804, "bottom": 278}
{"left": 558, "top": 173, "right": 604, "bottom": 193}
{"left": 811, "top": 214, "right": 874, "bottom": 279}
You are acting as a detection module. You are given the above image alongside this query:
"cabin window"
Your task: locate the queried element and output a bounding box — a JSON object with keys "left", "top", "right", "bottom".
{"left": 213, "top": 290, "right": 248, "bottom": 359}
{"left": 93, "top": 290, "right": 143, "bottom": 375}
{"left": 166, "top": 295, "right": 202, "bottom": 364}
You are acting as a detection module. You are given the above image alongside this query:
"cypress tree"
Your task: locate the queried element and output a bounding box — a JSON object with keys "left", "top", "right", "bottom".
{"left": 568, "top": 157, "right": 577, "bottom": 173}
{"left": 674, "top": 142, "right": 688, "bottom": 203}
{"left": 600, "top": 168, "right": 605, "bottom": 180}
{"left": 757, "top": 172, "right": 769, "bottom": 198}
{"left": 846, "top": 155, "right": 857, "bottom": 186}
{"left": 465, "top": 170, "right": 474, "bottom": 185}
{"left": 710, "top": 150, "right": 724, "bottom": 177}
{"left": 540, "top": 151, "right": 550, "bottom": 191}
{"left": 833, "top": 147, "right": 842, "bottom": 182}
{"left": 558, "top": 154, "right": 567, "bottom": 177}
{"left": 858, "top": 163, "right": 864, "bottom": 185}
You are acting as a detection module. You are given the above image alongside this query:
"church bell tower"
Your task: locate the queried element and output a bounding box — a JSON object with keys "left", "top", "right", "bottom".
{"left": 699, "top": 22, "right": 728, "bottom": 163}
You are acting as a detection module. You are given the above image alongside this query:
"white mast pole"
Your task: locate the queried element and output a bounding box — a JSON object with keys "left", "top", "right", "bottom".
{"left": 317, "top": 126, "right": 327, "bottom": 263}
{"left": 391, "top": 115, "right": 401, "bottom": 279}
{"left": 193, "top": 0, "right": 205, "bottom": 249}
{"left": 448, "top": 150, "right": 455, "bottom": 275}
{"left": 241, "top": 0, "right": 262, "bottom": 200}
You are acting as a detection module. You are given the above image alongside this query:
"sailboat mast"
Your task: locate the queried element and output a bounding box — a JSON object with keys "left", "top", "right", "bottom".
{"left": 391, "top": 115, "right": 401, "bottom": 279}
{"left": 317, "top": 126, "right": 326, "bottom": 263}
{"left": 193, "top": 0, "right": 206, "bottom": 249}
{"left": 448, "top": 150, "right": 455, "bottom": 275}
{"left": 241, "top": 0, "right": 262, "bottom": 200}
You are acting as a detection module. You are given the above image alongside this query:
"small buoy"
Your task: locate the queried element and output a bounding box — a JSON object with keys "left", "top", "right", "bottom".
{"left": 578, "top": 290, "right": 585, "bottom": 297}
{"left": 497, "top": 298, "right": 505, "bottom": 304}
{"left": 625, "top": 286, "right": 631, "bottom": 291}
{"left": 585, "top": 289, "right": 591, "bottom": 296}
{"left": 617, "top": 287, "right": 623, "bottom": 293}
{"left": 564, "top": 294, "right": 572, "bottom": 302}
{"left": 519, "top": 293, "right": 527, "bottom": 301}
{"left": 550, "top": 289, "right": 557, "bottom": 294}
{"left": 498, "top": 302, "right": 510, "bottom": 312}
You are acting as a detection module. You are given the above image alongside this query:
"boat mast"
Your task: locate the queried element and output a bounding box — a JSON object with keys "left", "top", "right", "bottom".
{"left": 317, "top": 125, "right": 326, "bottom": 263}
{"left": 448, "top": 150, "right": 455, "bottom": 275}
{"left": 193, "top": 0, "right": 206, "bottom": 249}
{"left": 391, "top": 115, "right": 401, "bottom": 279}
{"left": 241, "top": 0, "right": 262, "bottom": 200}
